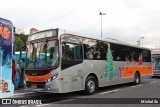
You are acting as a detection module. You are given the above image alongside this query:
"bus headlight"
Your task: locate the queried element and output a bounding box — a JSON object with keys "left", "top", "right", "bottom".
{"left": 25, "top": 77, "right": 28, "bottom": 81}
{"left": 47, "top": 73, "right": 58, "bottom": 83}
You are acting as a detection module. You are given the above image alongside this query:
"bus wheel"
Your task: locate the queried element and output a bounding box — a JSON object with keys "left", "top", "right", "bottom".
{"left": 85, "top": 76, "right": 97, "bottom": 95}
{"left": 134, "top": 72, "right": 140, "bottom": 84}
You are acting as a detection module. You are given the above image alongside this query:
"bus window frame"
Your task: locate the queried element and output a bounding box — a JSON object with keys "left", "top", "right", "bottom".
{"left": 25, "top": 38, "right": 60, "bottom": 69}
{"left": 61, "top": 41, "right": 83, "bottom": 70}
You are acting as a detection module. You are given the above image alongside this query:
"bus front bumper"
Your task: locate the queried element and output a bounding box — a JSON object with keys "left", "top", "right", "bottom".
{"left": 24, "top": 79, "right": 61, "bottom": 93}
{"left": 44, "top": 79, "right": 61, "bottom": 93}
{"left": 153, "top": 70, "right": 160, "bottom": 76}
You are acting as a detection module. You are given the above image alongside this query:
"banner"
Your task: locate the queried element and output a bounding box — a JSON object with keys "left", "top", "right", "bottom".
{"left": 0, "top": 17, "right": 14, "bottom": 98}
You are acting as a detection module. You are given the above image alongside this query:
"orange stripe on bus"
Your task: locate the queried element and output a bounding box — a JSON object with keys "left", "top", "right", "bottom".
{"left": 24, "top": 73, "right": 52, "bottom": 83}
{"left": 120, "top": 66, "right": 152, "bottom": 78}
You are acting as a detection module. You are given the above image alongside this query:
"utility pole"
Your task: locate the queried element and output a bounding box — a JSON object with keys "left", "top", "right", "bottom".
{"left": 140, "top": 37, "right": 144, "bottom": 47}
{"left": 99, "top": 12, "right": 106, "bottom": 38}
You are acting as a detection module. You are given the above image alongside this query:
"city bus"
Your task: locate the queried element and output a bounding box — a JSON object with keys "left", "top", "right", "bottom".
{"left": 20, "top": 28, "right": 152, "bottom": 95}
{"left": 152, "top": 50, "right": 160, "bottom": 77}
{"left": 0, "top": 17, "right": 14, "bottom": 97}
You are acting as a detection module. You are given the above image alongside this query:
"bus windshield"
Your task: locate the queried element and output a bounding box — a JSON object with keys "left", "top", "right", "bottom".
{"left": 153, "top": 54, "right": 160, "bottom": 70}
{"left": 25, "top": 39, "right": 58, "bottom": 68}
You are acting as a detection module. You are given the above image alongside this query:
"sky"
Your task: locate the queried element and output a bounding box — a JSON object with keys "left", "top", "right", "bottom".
{"left": 1, "top": 0, "right": 160, "bottom": 48}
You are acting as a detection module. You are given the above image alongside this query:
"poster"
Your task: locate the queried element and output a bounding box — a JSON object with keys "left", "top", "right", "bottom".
{"left": 0, "top": 17, "right": 14, "bottom": 98}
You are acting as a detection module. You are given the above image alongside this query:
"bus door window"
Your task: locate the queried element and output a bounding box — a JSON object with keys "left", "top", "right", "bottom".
{"left": 62, "top": 42, "right": 83, "bottom": 70}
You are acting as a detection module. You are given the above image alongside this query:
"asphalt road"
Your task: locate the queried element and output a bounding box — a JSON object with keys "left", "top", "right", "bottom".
{"left": 1, "top": 77, "right": 160, "bottom": 107}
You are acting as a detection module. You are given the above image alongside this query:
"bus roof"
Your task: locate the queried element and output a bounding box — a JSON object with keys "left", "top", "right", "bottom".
{"left": 28, "top": 28, "right": 151, "bottom": 51}
{"left": 58, "top": 28, "right": 151, "bottom": 51}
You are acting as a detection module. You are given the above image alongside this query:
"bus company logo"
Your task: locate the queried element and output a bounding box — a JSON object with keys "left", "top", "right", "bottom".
{"left": 33, "top": 78, "right": 43, "bottom": 82}
{"left": 33, "top": 78, "right": 36, "bottom": 81}
{"left": 32, "top": 74, "right": 37, "bottom": 76}
{"left": 2, "top": 99, "right": 11, "bottom": 104}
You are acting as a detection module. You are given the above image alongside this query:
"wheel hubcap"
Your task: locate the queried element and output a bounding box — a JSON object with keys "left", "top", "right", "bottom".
{"left": 136, "top": 75, "right": 139, "bottom": 83}
{"left": 87, "top": 80, "right": 95, "bottom": 93}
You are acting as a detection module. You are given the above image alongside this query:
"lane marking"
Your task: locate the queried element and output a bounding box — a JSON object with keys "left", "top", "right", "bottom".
{"left": 13, "top": 91, "right": 49, "bottom": 96}
{"left": 13, "top": 92, "right": 34, "bottom": 96}
{"left": 54, "top": 99, "right": 75, "bottom": 104}
{"left": 99, "top": 89, "right": 119, "bottom": 95}
{"left": 36, "top": 104, "right": 51, "bottom": 107}
{"left": 131, "top": 84, "right": 142, "bottom": 88}
{"left": 19, "top": 106, "right": 28, "bottom": 107}
{"left": 150, "top": 81, "right": 157, "bottom": 84}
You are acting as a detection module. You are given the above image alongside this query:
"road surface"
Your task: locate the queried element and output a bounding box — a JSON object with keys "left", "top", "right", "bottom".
{"left": 1, "top": 77, "right": 160, "bottom": 107}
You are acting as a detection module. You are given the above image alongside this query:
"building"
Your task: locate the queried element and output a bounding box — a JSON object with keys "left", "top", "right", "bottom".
{"left": 30, "top": 28, "right": 39, "bottom": 34}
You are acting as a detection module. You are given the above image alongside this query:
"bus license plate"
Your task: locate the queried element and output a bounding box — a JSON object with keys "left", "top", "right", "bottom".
{"left": 31, "top": 84, "right": 37, "bottom": 89}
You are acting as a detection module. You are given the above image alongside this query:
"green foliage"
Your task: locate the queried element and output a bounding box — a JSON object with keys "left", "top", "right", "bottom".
{"left": 15, "top": 33, "right": 28, "bottom": 51}
{"left": 15, "top": 36, "right": 24, "bottom": 51}
{"left": 15, "top": 33, "right": 28, "bottom": 43}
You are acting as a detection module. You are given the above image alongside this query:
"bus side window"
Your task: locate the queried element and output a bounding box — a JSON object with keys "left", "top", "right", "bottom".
{"left": 138, "top": 49, "right": 150, "bottom": 63}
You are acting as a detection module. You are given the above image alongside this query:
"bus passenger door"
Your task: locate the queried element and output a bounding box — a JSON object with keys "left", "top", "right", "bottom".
{"left": 72, "top": 69, "right": 83, "bottom": 91}
{"left": 61, "top": 42, "right": 84, "bottom": 92}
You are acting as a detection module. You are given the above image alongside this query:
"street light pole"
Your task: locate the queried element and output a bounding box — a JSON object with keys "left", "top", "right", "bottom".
{"left": 99, "top": 12, "right": 106, "bottom": 38}
{"left": 137, "top": 40, "right": 140, "bottom": 46}
{"left": 159, "top": 39, "right": 160, "bottom": 50}
{"left": 140, "top": 37, "right": 144, "bottom": 47}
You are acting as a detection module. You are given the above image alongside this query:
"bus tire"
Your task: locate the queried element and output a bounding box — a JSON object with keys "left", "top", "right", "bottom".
{"left": 134, "top": 72, "right": 140, "bottom": 84}
{"left": 85, "top": 76, "right": 97, "bottom": 95}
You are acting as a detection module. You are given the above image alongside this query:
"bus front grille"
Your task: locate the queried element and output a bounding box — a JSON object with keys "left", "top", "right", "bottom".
{"left": 26, "top": 82, "right": 46, "bottom": 88}
{"left": 25, "top": 69, "right": 51, "bottom": 76}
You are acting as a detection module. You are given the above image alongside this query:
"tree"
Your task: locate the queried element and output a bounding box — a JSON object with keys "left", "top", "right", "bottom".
{"left": 15, "top": 36, "right": 24, "bottom": 51}
{"left": 14, "top": 33, "right": 28, "bottom": 51}
{"left": 15, "top": 33, "right": 28, "bottom": 43}
{"left": 105, "top": 43, "right": 116, "bottom": 79}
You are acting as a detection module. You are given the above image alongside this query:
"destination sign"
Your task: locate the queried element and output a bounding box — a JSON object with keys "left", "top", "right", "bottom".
{"left": 28, "top": 30, "right": 57, "bottom": 41}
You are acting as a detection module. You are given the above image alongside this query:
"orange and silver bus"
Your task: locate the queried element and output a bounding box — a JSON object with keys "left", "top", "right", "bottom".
{"left": 20, "top": 29, "right": 152, "bottom": 94}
